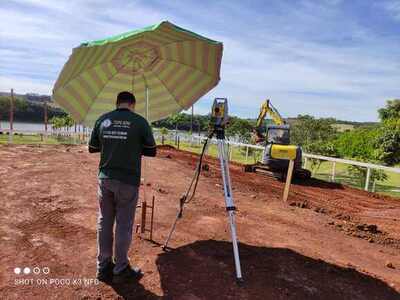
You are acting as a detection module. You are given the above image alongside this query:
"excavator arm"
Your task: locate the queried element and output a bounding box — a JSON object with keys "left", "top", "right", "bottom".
{"left": 255, "top": 99, "right": 285, "bottom": 128}
{"left": 254, "top": 99, "right": 285, "bottom": 142}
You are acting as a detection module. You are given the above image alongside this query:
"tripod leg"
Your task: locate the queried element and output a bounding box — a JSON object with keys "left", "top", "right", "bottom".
{"left": 217, "top": 140, "right": 243, "bottom": 281}
{"left": 162, "top": 210, "right": 181, "bottom": 250}
{"left": 227, "top": 210, "right": 242, "bottom": 281}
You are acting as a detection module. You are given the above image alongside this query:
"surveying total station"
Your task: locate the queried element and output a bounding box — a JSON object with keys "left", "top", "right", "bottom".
{"left": 162, "top": 98, "right": 243, "bottom": 283}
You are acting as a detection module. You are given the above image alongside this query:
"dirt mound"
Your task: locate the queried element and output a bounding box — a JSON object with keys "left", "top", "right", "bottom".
{"left": 156, "top": 144, "right": 176, "bottom": 150}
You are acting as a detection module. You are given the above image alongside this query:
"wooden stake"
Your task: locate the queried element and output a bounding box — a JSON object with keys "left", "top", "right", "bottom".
{"left": 141, "top": 201, "right": 147, "bottom": 234}
{"left": 149, "top": 196, "right": 155, "bottom": 240}
{"left": 283, "top": 160, "right": 295, "bottom": 202}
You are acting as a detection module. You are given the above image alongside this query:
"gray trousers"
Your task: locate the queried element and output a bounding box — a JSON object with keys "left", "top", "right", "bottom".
{"left": 97, "top": 179, "right": 139, "bottom": 274}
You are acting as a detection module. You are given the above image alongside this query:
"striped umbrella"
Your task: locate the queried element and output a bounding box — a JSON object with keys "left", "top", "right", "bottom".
{"left": 53, "top": 21, "right": 223, "bottom": 125}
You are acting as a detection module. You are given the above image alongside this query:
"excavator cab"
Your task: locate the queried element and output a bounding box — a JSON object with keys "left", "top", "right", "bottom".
{"left": 266, "top": 125, "right": 290, "bottom": 145}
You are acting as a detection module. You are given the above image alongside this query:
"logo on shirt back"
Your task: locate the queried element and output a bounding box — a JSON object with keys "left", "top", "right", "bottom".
{"left": 101, "top": 119, "right": 112, "bottom": 128}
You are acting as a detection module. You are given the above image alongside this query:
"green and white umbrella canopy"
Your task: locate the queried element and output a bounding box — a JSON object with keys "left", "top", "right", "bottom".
{"left": 53, "top": 21, "right": 223, "bottom": 126}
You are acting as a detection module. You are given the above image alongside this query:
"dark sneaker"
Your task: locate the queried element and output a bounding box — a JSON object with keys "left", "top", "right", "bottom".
{"left": 96, "top": 261, "right": 115, "bottom": 282}
{"left": 113, "top": 265, "right": 144, "bottom": 284}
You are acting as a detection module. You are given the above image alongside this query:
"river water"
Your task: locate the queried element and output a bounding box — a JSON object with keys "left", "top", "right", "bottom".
{"left": 0, "top": 121, "right": 84, "bottom": 132}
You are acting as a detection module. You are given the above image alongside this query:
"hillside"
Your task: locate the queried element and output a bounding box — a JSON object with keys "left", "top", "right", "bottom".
{"left": 0, "top": 94, "right": 65, "bottom": 123}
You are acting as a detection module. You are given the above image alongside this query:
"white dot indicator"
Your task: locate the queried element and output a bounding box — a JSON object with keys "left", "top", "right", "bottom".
{"left": 14, "top": 267, "right": 21, "bottom": 275}
{"left": 42, "top": 267, "right": 50, "bottom": 274}
{"left": 33, "top": 267, "right": 40, "bottom": 275}
{"left": 23, "top": 267, "right": 31, "bottom": 274}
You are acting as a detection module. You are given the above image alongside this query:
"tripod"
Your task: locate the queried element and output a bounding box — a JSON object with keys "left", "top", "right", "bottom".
{"left": 162, "top": 98, "right": 243, "bottom": 282}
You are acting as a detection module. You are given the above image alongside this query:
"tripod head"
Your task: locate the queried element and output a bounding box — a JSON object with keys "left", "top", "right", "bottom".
{"left": 210, "top": 98, "right": 229, "bottom": 139}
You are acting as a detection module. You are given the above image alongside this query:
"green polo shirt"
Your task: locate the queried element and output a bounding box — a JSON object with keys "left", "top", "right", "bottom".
{"left": 89, "top": 108, "right": 156, "bottom": 186}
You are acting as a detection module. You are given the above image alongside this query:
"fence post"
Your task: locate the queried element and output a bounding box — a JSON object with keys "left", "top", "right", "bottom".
{"left": 83, "top": 126, "right": 86, "bottom": 142}
{"left": 177, "top": 136, "right": 180, "bottom": 150}
{"left": 229, "top": 144, "right": 233, "bottom": 161}
{"left": 365, "top": 167, "right": 371, "bottom": 191}
{"left": 245, "top": 146, "right": 249, "bottom": 163}
{"left": 331, "top": 161, "right": 336, "bottom": 182}
{"left": 304, "top": 157, "right": 308, "bottom": 169}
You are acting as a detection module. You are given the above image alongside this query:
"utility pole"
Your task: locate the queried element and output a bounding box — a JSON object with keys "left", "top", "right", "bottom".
{"left": 44, "top": 100, "right": 48, "bottom": 132}
{"left": 9, "top": 89, "right": 14, "bottom": 144}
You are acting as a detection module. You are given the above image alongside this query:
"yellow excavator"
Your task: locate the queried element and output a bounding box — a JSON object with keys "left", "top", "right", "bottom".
{"left": 244, "top": 99, "right": 311, "bottom": 180}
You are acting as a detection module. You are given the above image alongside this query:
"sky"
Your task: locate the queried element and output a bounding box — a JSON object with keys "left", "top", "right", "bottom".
{"left": 1, "top": 0, "right": 399, "bottom": 121}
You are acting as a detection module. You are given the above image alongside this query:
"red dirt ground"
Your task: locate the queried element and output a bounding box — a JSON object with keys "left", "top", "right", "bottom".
{"left": 0, "top": 144, "right": 399, "bottom": 300}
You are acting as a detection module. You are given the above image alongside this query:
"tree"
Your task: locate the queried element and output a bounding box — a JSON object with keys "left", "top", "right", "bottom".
{"left": 375, "top": 118, "right": 400, "bottom": 166}
{"left": 50, "top": 115, "right": 74, "bottom": 130}
{"left": 170, "top": 113, "right": 186, "bottom": 131}
{"left": 378, "top": 99, "right": 400, "bottom": 121}
{"left": 225, "top": 117, "right": 253, "bottom": 143}
{"left": 159, "top": 127, "right": 168, "bottom": 145}
{"left": 291, "top": 115, "right": 337, "bottom": 149}
{"left": 50, "top": 116, "right": 65, "bottom": 130}
{"left": 334, "top": 127, "right": 380, "bottom": 160}
{"left": 63, "top": 115, "right": 74, "bottom": 130}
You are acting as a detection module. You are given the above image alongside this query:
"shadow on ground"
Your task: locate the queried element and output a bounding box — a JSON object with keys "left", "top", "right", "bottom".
{"left": 105, "top": 280, "right": 160, "bottom": 300}
{"left": 293, "top": 176, "right": 345, "bottom": 190}
{"left": 156, "top": 240, "right": 399, "bottom": 300}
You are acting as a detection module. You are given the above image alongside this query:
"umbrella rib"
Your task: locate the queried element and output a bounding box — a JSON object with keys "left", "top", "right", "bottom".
{"left": 157, "top": 56, "right": 216, "bottom": 77}
{"left": 147, "top": 57, "right": 217, "bottom": 110}
{"left": 82, "top": 69, "right": 121, "bottom": 123}
{"left": 153, "top": 58, "right": 215, "bottom": 106}
{"left": 67, "top": 57, "right": 136, "bottom": 123}
{"left": 146, "top": 70, "right": 184, "bottom": 110}
{"left": 57, "top": 61, "right": 115, "bottom": 90}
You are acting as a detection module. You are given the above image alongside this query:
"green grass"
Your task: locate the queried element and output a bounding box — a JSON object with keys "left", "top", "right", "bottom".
{"left": 0, "top": 133, "right": 85, "bottom": 145}
{"left": 305, "top": 160, "right": 400, "bottom": 198}
{"left": 0, "top": 133, "right": 58, "bottom": 145}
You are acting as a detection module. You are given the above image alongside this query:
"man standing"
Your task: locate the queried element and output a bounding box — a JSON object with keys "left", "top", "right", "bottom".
{"left": 88, "top": 91, "right": 156, "bottom": 283}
